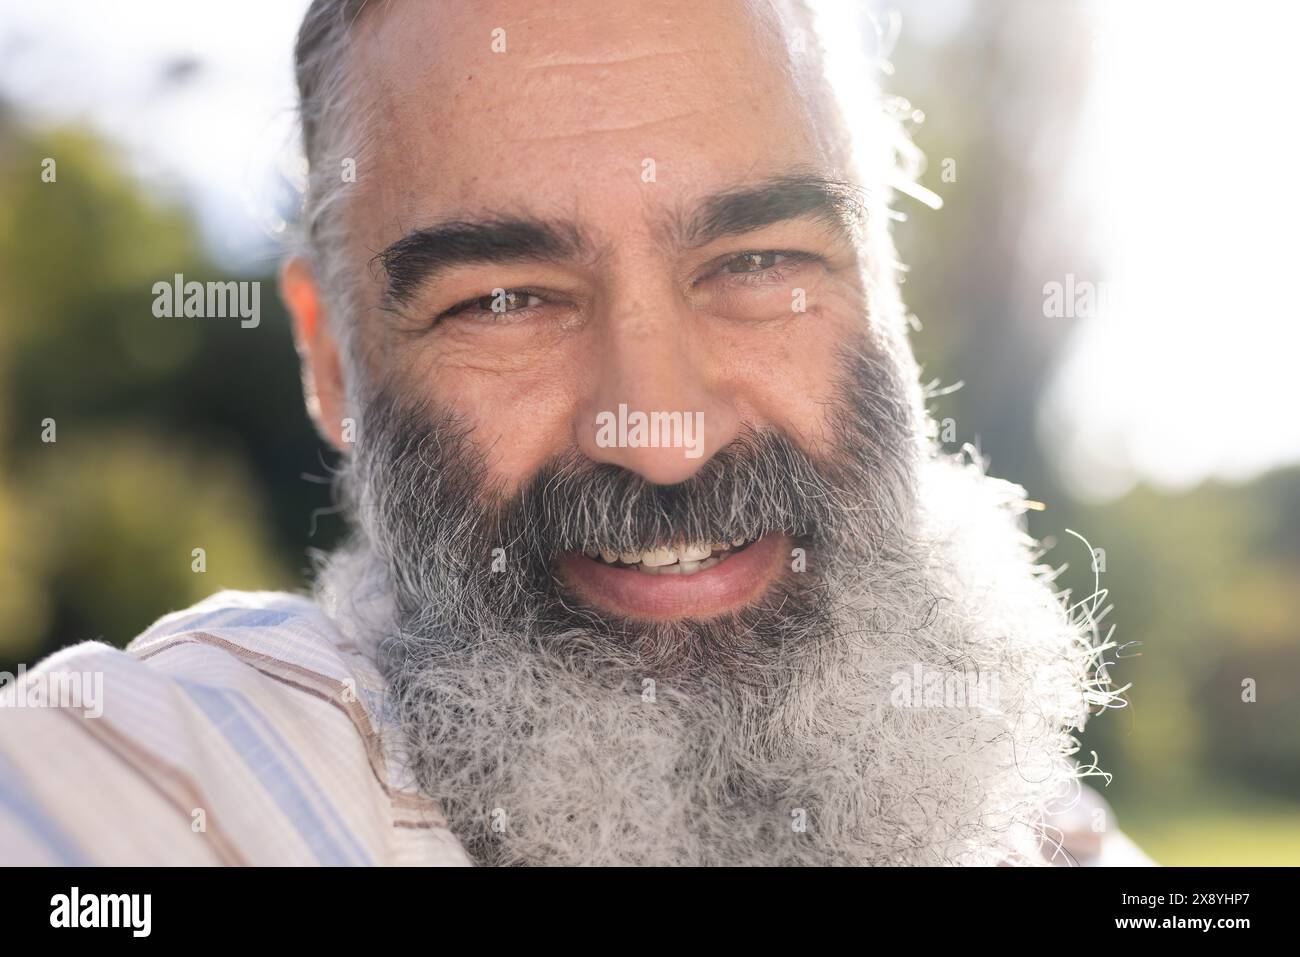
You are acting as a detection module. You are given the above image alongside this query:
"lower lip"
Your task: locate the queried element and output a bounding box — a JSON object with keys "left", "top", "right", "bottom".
{"left": 554, "top": 534, "right": 789, "bottom": 622}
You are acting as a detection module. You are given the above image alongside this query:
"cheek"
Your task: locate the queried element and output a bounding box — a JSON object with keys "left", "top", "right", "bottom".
{"left": 393, "top": 338, "right": 586, "bottom": 492}
{"left": 707, "top": 274, "right": 871, "bottom": 457}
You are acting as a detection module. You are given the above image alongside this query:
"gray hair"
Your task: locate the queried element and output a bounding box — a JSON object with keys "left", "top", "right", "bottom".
{"left": 292, "top": 0, "right": 384, "bottom": 362}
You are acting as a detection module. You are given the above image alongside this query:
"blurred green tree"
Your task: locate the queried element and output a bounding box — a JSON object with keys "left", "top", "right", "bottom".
{"left": 0, "top": 111, "right": 333, "bottom": 664}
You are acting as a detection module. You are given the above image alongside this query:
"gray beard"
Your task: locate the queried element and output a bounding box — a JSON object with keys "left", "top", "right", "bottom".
{"left": 316, "top": 346, "right": 1098, "bottom": 865}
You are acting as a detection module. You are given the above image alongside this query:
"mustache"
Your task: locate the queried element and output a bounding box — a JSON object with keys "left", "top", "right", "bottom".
{"left": 346, "top": 346, "right": 917, "bottom": 582}
{"left": 504, "top": 427, "right": 855, "bottom": 559}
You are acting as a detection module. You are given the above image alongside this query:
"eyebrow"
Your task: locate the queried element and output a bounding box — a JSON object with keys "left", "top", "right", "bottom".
{"left": 678, "top": 172, "right": 866, "bottom": 249}
{"left": 373, "top": 171, "right": 866, "bottom": 306}
{"left": 374, "top": 218, "right": 586, "bottom": 305}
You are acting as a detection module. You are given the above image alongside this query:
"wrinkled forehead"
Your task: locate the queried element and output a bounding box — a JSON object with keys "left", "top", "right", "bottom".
{"left": 344, "top": 0, "right": 852, "bottom": 243}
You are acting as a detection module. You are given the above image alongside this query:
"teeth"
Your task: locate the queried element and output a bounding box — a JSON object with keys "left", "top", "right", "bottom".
{"left": 644, "top": 555, "right": 721, "bottom": 576}
{"left": 639, "top": 547, "right": 678, "bottom": 568}
{"left": 585, "top": 539, "right": 754, "bottom": 570}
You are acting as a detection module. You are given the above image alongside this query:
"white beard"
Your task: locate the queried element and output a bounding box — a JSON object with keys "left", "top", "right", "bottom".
{"left": 317, "top": 448, "right": 1104, "bottom": 866}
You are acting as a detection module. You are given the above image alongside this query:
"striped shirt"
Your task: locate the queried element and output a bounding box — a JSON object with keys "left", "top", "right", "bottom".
{"left": 0, "top": 590, "right": 470, "bottom": 866}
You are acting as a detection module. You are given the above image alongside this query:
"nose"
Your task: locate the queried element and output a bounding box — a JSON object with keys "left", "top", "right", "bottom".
{"left": 574, "top": 286, "right": 740, "bottom": 486}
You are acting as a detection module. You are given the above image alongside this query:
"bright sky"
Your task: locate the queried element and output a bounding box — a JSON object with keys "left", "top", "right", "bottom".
{"left": 1044, "top": 0, "right": 1300, "bottom": 498}
{"left": 1, "top": 0, "right": 1295, "bottom": 497}
{"left": 0, "top": 0, "right": 310, "bottom": 266}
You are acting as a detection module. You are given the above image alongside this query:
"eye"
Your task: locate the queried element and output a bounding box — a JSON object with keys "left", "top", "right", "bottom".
{"left": 438, "top": 287, "right": 544, "bottom": 323}
{"left": 723, "top": 251, "right": 788, "bottom": 274}
{"left": 710, "top": 250, "right": 820, "bottom": 284}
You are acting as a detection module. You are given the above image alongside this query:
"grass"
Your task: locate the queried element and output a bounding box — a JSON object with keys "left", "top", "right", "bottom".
{"left": 1111, "top": 785, "right": 1300, "bottom": 866}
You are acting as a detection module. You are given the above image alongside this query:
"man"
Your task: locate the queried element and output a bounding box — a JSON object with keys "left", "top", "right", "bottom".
{"left": 0, "top": 0, "right": 1141, "bottom": 866}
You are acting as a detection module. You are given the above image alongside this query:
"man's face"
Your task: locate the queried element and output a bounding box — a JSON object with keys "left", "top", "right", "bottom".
{"left": 297, "top": 0, "right": 1087, "bottom": 866}
{"left": 335, "top": 0, "right": 903, "bottom": 630}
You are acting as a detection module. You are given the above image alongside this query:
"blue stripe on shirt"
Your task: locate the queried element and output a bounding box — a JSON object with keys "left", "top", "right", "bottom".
{"left": 181, "top": 683, "right": 372, "bottom": 866}
{"left": 0, "top": 749, "right": 90, "bottom": 865}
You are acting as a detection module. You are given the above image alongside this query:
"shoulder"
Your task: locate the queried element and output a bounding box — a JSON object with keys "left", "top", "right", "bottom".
{"left": 126, "top": 588, "right": 368, "bottom": 705}
{"left": 1041, "top": 784, "right": 1157, "bottom": 867}
{"left": 0, "top": 590, "right": 469, "bottom": 866}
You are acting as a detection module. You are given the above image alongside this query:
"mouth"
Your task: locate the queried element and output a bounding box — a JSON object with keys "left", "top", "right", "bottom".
{"left": 554, "top": 533, "right": 790, "bottom": 622}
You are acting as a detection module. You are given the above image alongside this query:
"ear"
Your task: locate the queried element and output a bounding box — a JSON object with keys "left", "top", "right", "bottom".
{"left": 281, "top": 255, "right": 349, "bottom": 452}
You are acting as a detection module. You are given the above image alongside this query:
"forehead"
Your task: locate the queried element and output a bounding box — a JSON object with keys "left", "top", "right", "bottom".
{"left": 348, "top": 0, "right": 843, "bottom": 241}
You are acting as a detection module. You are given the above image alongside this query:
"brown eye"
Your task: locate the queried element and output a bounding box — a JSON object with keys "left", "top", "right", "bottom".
{"left": 478, "top": 289, "right": 538, "bottom": 313}
{"left": 443, "top": 288, "right": 543, "bottom": 320}
{"left": 724, "top": 252, "right": 784, "bottom": 274}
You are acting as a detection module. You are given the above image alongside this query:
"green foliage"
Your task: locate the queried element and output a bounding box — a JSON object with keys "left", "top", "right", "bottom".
{"left": 1072, "top": 477, "right": 1300, "bottom": 805}
{"left": 12, "top": 430, "right": 295, "bottom": 653}
{"left": 0, "top": 116, "right": 331, "bottom": 665}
